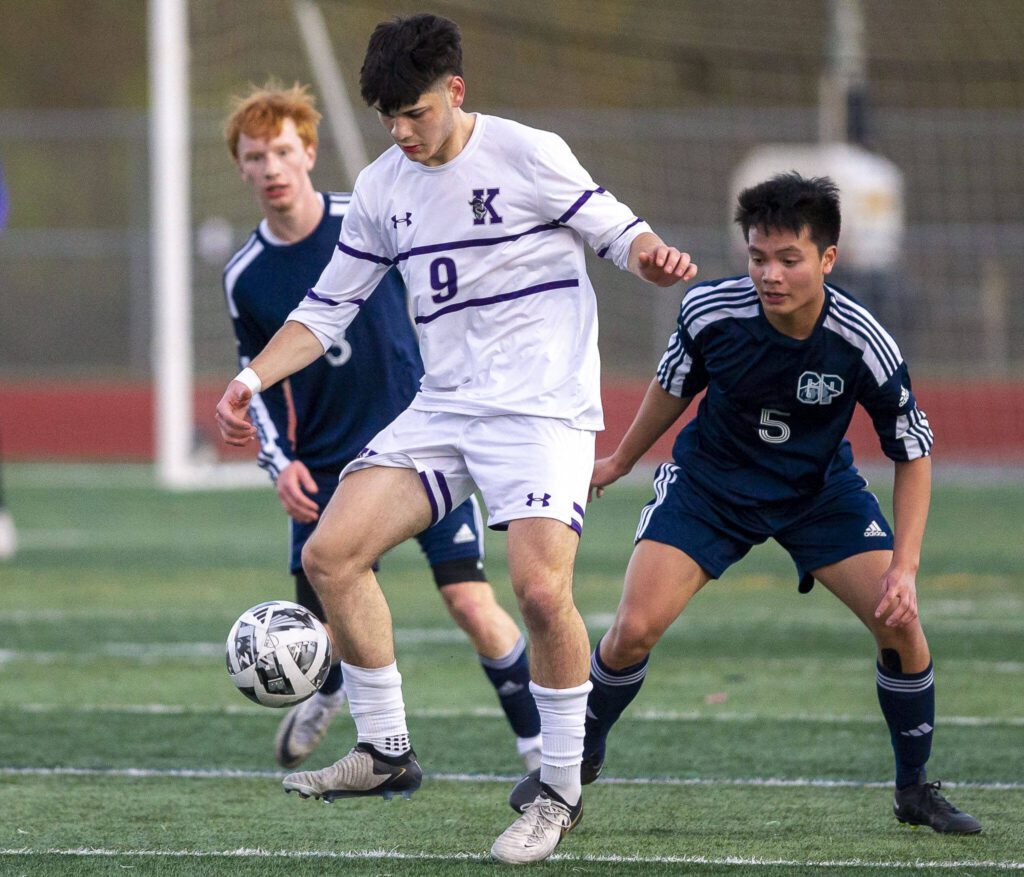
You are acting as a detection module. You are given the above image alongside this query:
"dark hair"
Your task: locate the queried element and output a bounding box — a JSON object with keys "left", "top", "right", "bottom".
{"left": 734, "top": 172, "right": 841, "bottom": 254}
{"left": 359, "top": 13, "right": 463, "bottom": 114}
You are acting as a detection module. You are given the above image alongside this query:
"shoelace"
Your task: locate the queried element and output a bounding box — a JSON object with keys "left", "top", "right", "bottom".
{"left": 922, "top": 781, "right": 958, "bottom": 812}
{"left": 521, "top": 797, "right": 570, "bottom": 844}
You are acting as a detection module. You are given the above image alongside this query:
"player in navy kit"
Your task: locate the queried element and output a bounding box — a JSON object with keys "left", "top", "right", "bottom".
{"left": 511, "top": 172, "right": 982, "bottom": 834}
{"left": 223, "top": 83, "right": 541, "bottom": 774}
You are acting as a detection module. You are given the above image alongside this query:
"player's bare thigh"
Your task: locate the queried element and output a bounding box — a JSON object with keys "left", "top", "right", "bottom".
{"left": 600, "top": 539, "right": 711, "bottom": 670}
{"left": 304, "top": 465, "right": 433, "bottom": 574}
{"left": 812, "top": 550, "right": 930, "bottom": 671}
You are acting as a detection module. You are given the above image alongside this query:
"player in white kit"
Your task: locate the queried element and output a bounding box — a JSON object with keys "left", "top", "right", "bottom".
{"left": 214, "top": 13, "right": 696, "bottom": 864}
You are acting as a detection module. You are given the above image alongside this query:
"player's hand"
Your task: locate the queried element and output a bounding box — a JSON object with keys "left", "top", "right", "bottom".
{"left": 637, "top": 245, "right": 698, "bottom": 287}
{"left": 589, "top": 455, "right": 630, "bottom": 502}
{"left": 215, "top": 380, "right": 258, "bottom": 446}
{"left": 277, "top": 460, "right": 320, "bottom": 523}
{"left": 874, "top": 565, "right": 920, "bottom": 628}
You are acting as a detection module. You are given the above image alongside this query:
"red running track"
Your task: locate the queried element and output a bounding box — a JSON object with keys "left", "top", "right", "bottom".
{"left": 1, "top": 379, "right": 1022, "bottom": 464}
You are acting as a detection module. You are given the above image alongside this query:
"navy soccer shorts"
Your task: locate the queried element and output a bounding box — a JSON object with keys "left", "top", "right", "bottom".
{"left": 636, "top": 462, "right": 895, "bottom": 588}
{"left": 288, "top": 469, "right": 485, "bottom": 585}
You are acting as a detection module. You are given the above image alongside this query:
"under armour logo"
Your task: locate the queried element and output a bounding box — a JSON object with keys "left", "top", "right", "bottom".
{"left": 391, "top": 212, "right": 413, "bottom": 228}
{"left": 469, "top": 188, "right": 503, "bottom": 225}
{"left": 525, "top": 492, "right": 551, "bottom": 507}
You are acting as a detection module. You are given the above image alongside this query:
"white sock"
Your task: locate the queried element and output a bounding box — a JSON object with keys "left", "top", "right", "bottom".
{"left": 531, "top": 679, "right": 592, "bottom": 806}
{"left": 516, "top": 734, "right": 542, "bottom": 756}
{"left": 340, "top": 661, "right": 410, "bottom": 757}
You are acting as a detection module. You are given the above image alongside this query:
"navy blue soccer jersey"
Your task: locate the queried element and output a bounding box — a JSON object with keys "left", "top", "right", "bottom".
{"left": 656, "top": 275, "right": 933, "bottom": 506}
{"left": 223, "top": 192, "right": 423, "bottom": 478}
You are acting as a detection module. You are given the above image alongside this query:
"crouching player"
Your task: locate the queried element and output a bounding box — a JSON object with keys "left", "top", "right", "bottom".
{"left": 512, "top": 172, "right": 982, "bottom": 834}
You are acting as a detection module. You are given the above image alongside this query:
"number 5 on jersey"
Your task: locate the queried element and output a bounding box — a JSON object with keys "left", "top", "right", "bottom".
{"left": 759, "top": 408, "right": 791, "bottom": 444}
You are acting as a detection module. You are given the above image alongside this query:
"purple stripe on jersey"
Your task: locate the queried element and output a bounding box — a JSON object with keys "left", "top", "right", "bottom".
{"left": 393, "top": 221, "right": 561, "bottom": 263}
{"left": 435, "top": 470, "right": 453, "bottom": 517}
{"left": 418, "top": 471, "right": 440, "bottom": 524}
{"left": 573, "top": 502, "right": 585, "bottom": 518}
{"left": 597, "top": 217, "right": 644, "bottom": 259}
{"left": 415, "top": 279, "right": 579, "bottom": 325}
{"left": 337, "top": 241, "right": 395, "bottom": 266}
{"left": 304, "top": 288, "right": 367, "bottom": 308}
{"left": 570, "top": 518, "right": 583, "bottom": 536}
{"left": 556, "top": 187, "right": 605, "bottom": 225}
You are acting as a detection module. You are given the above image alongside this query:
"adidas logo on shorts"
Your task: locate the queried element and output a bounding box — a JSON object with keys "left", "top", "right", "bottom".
{"left": 452, "top": 523, "right": 476, "bottom": 544}
{"left": 864, "top": 520, "right": 888, "bottom": 538}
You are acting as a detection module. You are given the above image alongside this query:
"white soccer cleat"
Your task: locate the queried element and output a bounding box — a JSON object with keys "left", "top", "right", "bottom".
{"left": 517, "top": 734, "right": 543, "bottom": 773}
{"left": 274, "top": 689, "right": 346, "bottom": 769}
{"left": 282, "top": 742, "right": 422, "bottom": 801}
{"left": 521, "top": 745, "right": 542, "bottom": 773}
{"left": 490, "top": 789, "right": 582, "bottom": 864}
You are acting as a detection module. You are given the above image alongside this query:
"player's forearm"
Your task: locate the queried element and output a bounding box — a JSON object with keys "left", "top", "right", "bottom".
{"left": 245, "top": 320, "right": 325, "bottom": 390}
{"left": 612, "top": 379, "right": 691, "bottom": 471}
{"left": 891, "top": 456, "right": 932, "bottom": 571}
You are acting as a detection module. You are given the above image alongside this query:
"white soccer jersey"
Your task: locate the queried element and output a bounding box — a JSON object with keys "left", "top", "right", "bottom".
{"left": 288, "top": 113, "right": 652, "bottom": 430}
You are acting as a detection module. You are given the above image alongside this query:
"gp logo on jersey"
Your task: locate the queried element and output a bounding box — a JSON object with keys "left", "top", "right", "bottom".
{"left": 797, "top": 371, "right": 845, "bottom": 405}
{"left": 469, "top": 188, "right": 503, "bottom": 225}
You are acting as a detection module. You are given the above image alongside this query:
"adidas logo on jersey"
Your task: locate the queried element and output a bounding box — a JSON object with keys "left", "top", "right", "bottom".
{"left": 864, "top": 520, "right": 888, "bottom": 537}
{"left": 452, "top": 523, "right": 476, "bottom": 544}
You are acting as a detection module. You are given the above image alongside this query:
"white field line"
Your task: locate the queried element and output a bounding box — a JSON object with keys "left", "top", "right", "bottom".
{"left": 3, "top": 765, "right": 1023, "bottom": 791}
{"left": 4, "top": 635, "right": 1024, "bottom": 665}
{"left": 0, "top": 846, "right": 1021, "bottom": 870}
{"left": 15, "top": 701, "right": 1024, "bottom": 728}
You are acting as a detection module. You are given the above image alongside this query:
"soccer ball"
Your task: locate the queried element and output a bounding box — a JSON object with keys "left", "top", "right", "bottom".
{"left": 225, "top": 600, "right": 332, "bottom": 708}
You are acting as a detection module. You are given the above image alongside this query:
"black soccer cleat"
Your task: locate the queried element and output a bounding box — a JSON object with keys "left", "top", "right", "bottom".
{"left": 282, "top": 742, "right": 422, "bottom": 802}
{"left": 508, "top": 751, "right": 604, "bottom": 814}
{"left": 893, "top": 781, "right": 982, "bottom": 834}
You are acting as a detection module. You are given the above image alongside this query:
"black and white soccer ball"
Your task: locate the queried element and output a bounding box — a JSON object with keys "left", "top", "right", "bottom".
{"left": 225, "top": 600, "right": 332, "bottom": 708}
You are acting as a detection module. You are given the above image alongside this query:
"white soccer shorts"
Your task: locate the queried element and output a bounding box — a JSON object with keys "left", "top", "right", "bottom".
{"left": 340, "top": 408, "right": 595, "bottom": 534}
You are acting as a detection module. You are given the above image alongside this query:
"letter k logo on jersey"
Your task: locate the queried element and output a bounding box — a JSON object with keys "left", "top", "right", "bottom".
{"left": 469, "top": 188, "right": 503, "bottom": 225}
{"left": 525, "top": 492, "right": 551, "bottom": 508}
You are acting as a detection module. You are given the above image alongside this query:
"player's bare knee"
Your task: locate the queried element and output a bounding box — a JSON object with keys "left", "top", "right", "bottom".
{"left": 301, "top": 532, "right": 367, "bottom": 590}
{"left": 515, "top": 581, "right": 572, "bottom": 634}
{"left": 602, "top": 618, "right": 659, "bottom": 665}
{"left": 442, "top": 586, "right": 488, "bottom": 632}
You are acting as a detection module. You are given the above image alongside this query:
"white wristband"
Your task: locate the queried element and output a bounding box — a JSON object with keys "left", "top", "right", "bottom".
{"left": 233, "top": 366, "right": 262, "bottom": 394}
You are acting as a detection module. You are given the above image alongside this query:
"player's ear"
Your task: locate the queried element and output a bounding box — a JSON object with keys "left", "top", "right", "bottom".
{"left": 305, "top": 142, "right": 317, "bottom": 171}
{"left": 447, "top": 75, "right": 466, "bottom": 109}
{"left": 821, "top": 244, "right": 838, "bottom": 274}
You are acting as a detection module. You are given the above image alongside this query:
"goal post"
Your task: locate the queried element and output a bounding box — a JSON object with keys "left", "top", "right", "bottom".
{"left": 148, "top": 0, "right": 369, "bottom": 489}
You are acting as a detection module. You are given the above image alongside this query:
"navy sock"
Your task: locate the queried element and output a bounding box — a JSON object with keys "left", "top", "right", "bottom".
{"left": 876, "top": 660, "right": 934, "bottom": 789}
{"left": 320, "top": 662, "right": 344, "bottom": 696}
{"left": 479, "top": 636, "right": 541, "bottom": 738}
{"left": 585, "top": 639, "right": 649, "bottom": 759}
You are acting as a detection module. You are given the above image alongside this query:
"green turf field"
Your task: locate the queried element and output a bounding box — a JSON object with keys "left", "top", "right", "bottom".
{"left": 1, "top": 464, "right": 1021, "bottom": 875}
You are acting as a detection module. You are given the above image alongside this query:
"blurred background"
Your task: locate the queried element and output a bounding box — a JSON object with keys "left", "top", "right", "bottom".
{"left": 1, "top": 0, "right": 1022, "bottom": 479}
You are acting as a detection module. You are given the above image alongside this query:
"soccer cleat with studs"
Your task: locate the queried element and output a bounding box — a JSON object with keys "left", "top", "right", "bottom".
{"left": 491, "top": 784, "right": 583, "bottom": 864}
{"left": 893, "top": 781, "right": 982, "bottom": 834}
{"left": 508, "top": 750, "right": 604, "bottom": 813}
{"left": 274, "top": 689, "right": 346, "bottom": 769}
{"left": 282, "top": 742, "right": 422, "bottom": 802}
